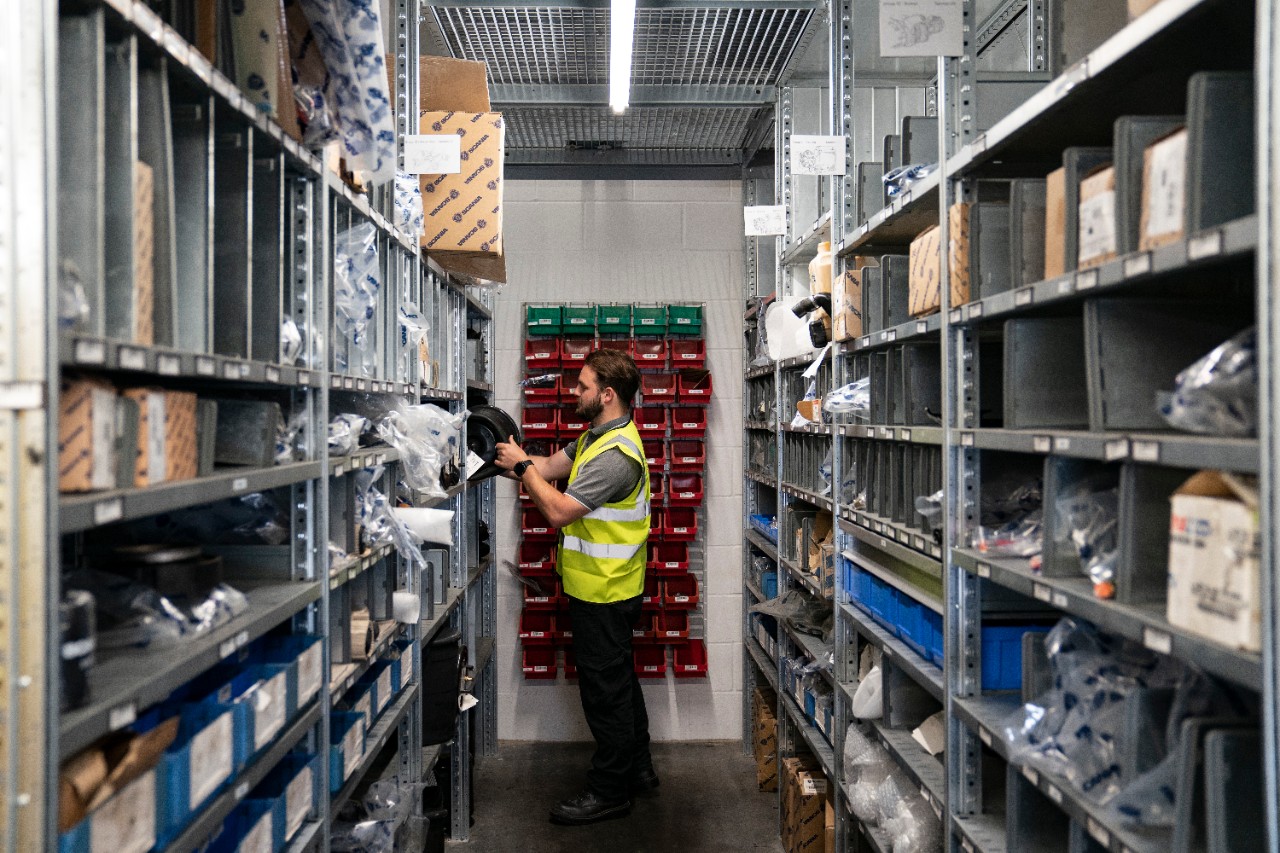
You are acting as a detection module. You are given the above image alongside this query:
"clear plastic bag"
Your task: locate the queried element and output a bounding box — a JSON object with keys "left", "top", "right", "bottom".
{"left": 972, "top": 509, "right": 1044, "bottom": 560}
{"left": 334, "top": 222, "right": 381, "bottom": 374}
{"left": 1054, "top": 485, "right": 1119, "bottom": 598}
{"left": 294, "top": 82, "right": 339, "bottom": 148}
{"left": 824, "top": 377, "right": 871, "bottom": 421}
{"left": 277, "top": 412, "right": 306, "bottom": 465}
{"left": 330, "top": 820, "right": 397, "bottom": 853}
{"left": 394, "top": 172, "right": 425, "bottom": 238}
{"left": 398, "top": 300, "right": 430, "bottom": 380}
{"left": 281, "top": 318, "right": 304, "bottom": 364}
{"left": 885, "top": 794, "right": 944, "bottom": 853}
{"left": 355, "top": 466, "right": 426, "bottom": 573}
{"left": 58, "top": 259, "right": 91, "bottom": 332}
{"left": 915, "top": 490, "right": 943, "bottom": 537}
{"left": 329, "top": 414, "right": 370, "bottom": 456}
{"left": 1159, "top": 327, "right": 1257, "bottom": 437}
{"left": 377, "top": 404, "right": 466, "bottom": 498}
{"left": 883, "top": 163, "right": 940, "bottom": 198}
{"left": 852, "top": 665, "right": 884, "bottom": 719}
{"left": 64, "top": 569, "right": 248, "bottom": 650}
{"left": 849, "top": 755, "right": 893, "bottom": 824}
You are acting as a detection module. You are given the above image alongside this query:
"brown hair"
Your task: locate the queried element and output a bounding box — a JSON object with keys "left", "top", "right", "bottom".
{"left": 584, "top": 349, "right": 641, "bottom": 409}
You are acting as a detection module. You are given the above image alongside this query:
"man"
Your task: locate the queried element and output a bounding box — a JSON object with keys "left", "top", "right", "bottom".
{"left": 495, "top": 349, "right": 657, "bottom": 825}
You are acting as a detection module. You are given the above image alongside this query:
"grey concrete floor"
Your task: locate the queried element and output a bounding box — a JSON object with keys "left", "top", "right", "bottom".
{"left": 460, "top": 741, "right": 784, "bottom": 852}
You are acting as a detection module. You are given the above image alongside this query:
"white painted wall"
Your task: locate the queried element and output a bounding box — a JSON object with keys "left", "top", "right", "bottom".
{"left": 492, "top": 179, "right": 746, "bottom": 741}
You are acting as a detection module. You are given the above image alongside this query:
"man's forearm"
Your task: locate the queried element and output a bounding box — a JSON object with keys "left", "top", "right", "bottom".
{"left": 522, "top": 468, "right": 585, "bottom": 528}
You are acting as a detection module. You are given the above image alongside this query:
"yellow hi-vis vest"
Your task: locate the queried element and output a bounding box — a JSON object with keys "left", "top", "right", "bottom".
{"left": 558, "top": 421, "right": 650, "bottom": 603}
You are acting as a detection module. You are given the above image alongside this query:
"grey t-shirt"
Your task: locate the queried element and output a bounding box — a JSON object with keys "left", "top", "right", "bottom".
{"left": 562, "top": 415, "right": 645, "bottom": 511}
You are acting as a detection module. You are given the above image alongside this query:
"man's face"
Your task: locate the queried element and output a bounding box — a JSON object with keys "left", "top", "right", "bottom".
{"left": 574, "top": 365, "right": 606, "bottom": 421}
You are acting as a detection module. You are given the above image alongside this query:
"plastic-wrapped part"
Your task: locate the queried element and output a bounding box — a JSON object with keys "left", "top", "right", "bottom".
{"left": 334, "top": 222, "right": 381, "bottom": 374}
{"left": 849, "top": 755, "right": 894, "bottom": 824}
{"left": 824, "top": 377, "right": 871, "bottom": 421}
{"left": 982, "top": 480, "right": 1042, "bottom": 527}
{"left": 883, "top": 163, "right": 939, "bottom": 198}
{"left": 398, "top": 300, "right": 430, "bottom": 379}
{"left": 843, "top": 723, "right": 879, "bottom": 779}
{"left": 329, "top": 541, "right": 350, "bottom": 564}
{"left": 915, "top": 490, "right": 943, "bottom": 537}
{"left": 330, "top": 820, "right": 397, "bottom": 853}
{"left": 276, "top": 412, "right": 306, "bottom": 465}
{"left": 394, "top": 172, "right": 425, "bottom": 238}
{"left": 377, "top": 404, "right": 466, "bottom": 498}
{"left": 280, "top": 318, "right": 304, "bottom": 364}
{"left": 1159, "top": 327, "right": 1257, "bottom": 437}
{"left": 294, "top": 83, "right": 339, "bottom": 148}
{"left": 63, "top": 569, "right": 248, "bottom": 650}
{"left": 749, "top": 589, "right": 834, "bottom": 644}
{"left": 1054, "top": 485, "right": 1120, "bottom": 598}
{"left": 355, "top": 465, "right": 426, "bottom": 573}
{"left": 58, "top": 259, "right": 91, "bottom": 332}
{"left": 972, "top": 509, "right": 1044, "bottom": 560}
{"left": 851, "top": 665, "right": 884, "bottom": 719}
{"left": 873, "top": 768, "right": 915, "bottom": 825}
{"left": 121, "top": 493, "right": 291, "bottom": 546}
{"left": 886, "top": 794, "right": 944, "bottom": 853}
{"left": 329, "top": 414, "right": 370, "bottom": 456}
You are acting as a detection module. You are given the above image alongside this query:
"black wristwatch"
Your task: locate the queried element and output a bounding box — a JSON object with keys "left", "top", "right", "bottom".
{"left": 513, "top": 459, "right": 533, "bottom": 478}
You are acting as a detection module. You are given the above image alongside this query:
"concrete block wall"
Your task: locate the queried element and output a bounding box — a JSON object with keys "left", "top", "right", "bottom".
{"left": 492, "top": 179, "right": 746, "bottom": 741}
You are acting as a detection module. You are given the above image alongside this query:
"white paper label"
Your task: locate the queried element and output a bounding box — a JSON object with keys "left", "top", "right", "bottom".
{"left": 1124, "top": 252, "right": 1152, "bottom": 278}
{"left": 94, "top": 499, "right": 123, "bottom": 525}
{"left": 1033, "top": 436, "right": 1052, "bottom": 453}
{"left": 744, "top": 205, "right": 787, "bottom": 236}
{"left": 145, "top": 392, "right": 166, "bottom": 485}
{"left": 1052, "top": 592, "right": 1069, "bottom": 608}
{"left": 1033, "top": 584, "right": 1052, "bottom": 603}
{"left": 196, "top": 357, "right": 216, "bottom": 376}
{"left": 465, "top": 449, "right": 487, "bottom": 480}
{"left": 286, "top": 766, "right": 313, "bottom": 839}
{"left": 1105, "top": 439, "right": 1130, "bottom": 461}
{"left": 1143, "top": 627, "right": 1173, "bottom": 654}
{"left": 119, "top": 347, "right": 146, "bottom": 371}
{"left": 962, "top": 840, "right": 975, "bottom": 853}
{"left": 109, "top": 703, "right": 137, "bottom": 731}
{"left": 190, "top": 712, "right": 233, "bottom": 809}
{"left": 157, "top": 354, "right": 180, "bottom": 376}
{"left": 299, "top": 643, "right": 322, "bottom": 705}
{"left": 90, "top": 771, "right": 156, "bottom": 853}
{"left": 1015, "top": 288, "right": 1033, "bottom": 307}
{"left": 790, "top": 136, "right": 848, "bottom": 175}
{"left": 1132, "top": 440, "right": 1160, "bottom": 463}
{"left": 254, "top": 673, "right": 287, "bottom": 748}
{"left": 1057, "top": 279, "right": 1074, "bottom": 296}
{"left": 1076, "top": 269, "right": 1099, "bottom": 291}
{"left": 344, "top": 723, "right": 363, "bottom": 778}
{"left": 377, "top": 667, "right": 393, "bottom": 714}
{"left": 1046, "top": 783, "right": 1063, "bottom": 803}
{"left": 1054, "top": 437, "right": 1072, "bottom": 452}
{"left": 1022, "top": 766, "right": 1039, "bottom": 785}
{"left": 403, "top": 134, "right": 462, "bottom": 175}
{"left": 75, "top": 339, "right": 107, "bottom": 364}
{"left": 232, "top": 477, "right": 249, "bottom": 492}
{"left": 1188, "top": 231, "right": 1222, "bottom": 260}
{"left": 979, "top": 729, "right": 992, "bottom": 746}
{"left": 1146, "top": 132, "right": 1187, "bottom": 239}
{"left": 1078, "top": 190, "right": 1117, "bottom": 265}
{"left": 977, "top": 564, "right": 991, "bottom": 579}
{"left": 1088, "top": 818, "right": 1110, "bottom": 846}
{"left": 879, "top": 0, "right": 964, "bottom": 56}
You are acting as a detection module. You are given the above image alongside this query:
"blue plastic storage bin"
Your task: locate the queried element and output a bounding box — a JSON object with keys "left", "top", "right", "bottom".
{"left": 256, "top": 753, "right": 320, "bottom": 844}
{"left": 896, "top": 594, "right": 929, "bottom": 660}
{"left": 216, "top": 664, "right": 291, "bottom": 758}
{"left": 980, "top": 624, "right": 1053, "bottom": 690}
{"left": 208, "top": 794, "right": 285, "bottom": 853}
{"left": 863, "top": 574, "right": 898, "bottom": 633}
{"left": 923, "top": 608, "right": 944, "bottom": 665}
{"left": 848, "top": 567, "right": 874, "bottom": 615}
{"left": 158, "top": 698, "right": 242, "bottom": 846}
{"left": 761, "top": 570, "right": 778, "bottom": 599}
{"left": 254, "top": 634, "right": 323, "bottom": 711}
{"left": 749, "top": 514, "right": 778, "bottom": 543}
{"left": 329, "top": 711, "right": 366, "bottom": 792}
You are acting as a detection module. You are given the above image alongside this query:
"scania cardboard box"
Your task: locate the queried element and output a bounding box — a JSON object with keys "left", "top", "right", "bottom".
{"left": 417, "top": 57, "right": 506, "bottom": 282}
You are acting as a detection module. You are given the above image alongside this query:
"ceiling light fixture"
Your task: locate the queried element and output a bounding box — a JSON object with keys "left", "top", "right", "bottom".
{"left": 609, "top": 0, "right": 636, "bottom": 113}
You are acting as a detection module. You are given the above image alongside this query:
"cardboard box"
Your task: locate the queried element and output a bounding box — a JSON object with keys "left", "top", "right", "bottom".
{"left": 833, "top": 269, "right": 863, "bottom": 341}
{"left": 164, "top": 391, "right": 199, "bottom": 482}
{"left": 1167, "top": 471, "right": 1261, "bottom": 652}
{"left": 418, "top": 57, "right": 506, "bottom": 282}
{"left": 1129, "top": 0, "right": 1164, "bottom": 19}
{"left": 1140, "top": 127, "right": 1188, "bottom": 251}
{"left": 122, "top": 388, "right": 167, "bottom": 488}
{"left": 1078, "top": 164, "right": 1118, "bottom": 268}
{"left": 908, "top": 225, "right": 941, "bottom": 317}
{"left": 1044, "top": 166, "right": 1068, "bottom": 277}
{"left": 59, "top": 378, "right": 118, "bottom": 493}
{"left": 781, "top": 757, "right": 826, "bottom": 853}
{"left": 133, "top": 162, "right": 155, "bottom": 346}
{"left": 947, "top": 202, "right": 972, "bottom": 308}
{"left": 752, "top": 687, "right": 778, "bottom": 791}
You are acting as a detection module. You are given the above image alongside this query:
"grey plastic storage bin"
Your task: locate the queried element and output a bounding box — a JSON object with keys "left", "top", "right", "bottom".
{"left": 1186, "top": 71, "right": 1255, "bottom": 232}
{"left": 857, "top": 161, "right": 884, "bottom": 224}
{"left": 1062, "top": 147, "right": 1112, "bottom": 272}
{"left": 1009, "top": 179, "right": 1047, "bottom": 286}
{"left": 1004, "top": 316, "right": 1088, "bottom": 429}
{"left": 1113, "top": 115, "right": 1184, "bottom": 255}
{"left": 880, "top": 255, "right": 911, "bottom": 329}
{"left": 901, "top": 116, "right": 938, "bottom": 165}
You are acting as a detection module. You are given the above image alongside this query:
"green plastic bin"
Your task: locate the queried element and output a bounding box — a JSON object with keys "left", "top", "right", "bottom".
{"left": 562, "top": 304, "right": 595, "bottom": 332}
{"left": 526, "top": 305, "right": 562, "bottom": 336}
{"left": 632, "top": 305, "right": 668, "bottom": 336}
{"left": 596, "top": 303, "right": 632, "bottom": 335}
{"left": 667, "top": 304, "right": 703, "bottom": 336}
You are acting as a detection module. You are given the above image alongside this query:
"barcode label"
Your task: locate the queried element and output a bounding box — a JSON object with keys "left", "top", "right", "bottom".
{"left": 196, "top": 357, "right": 216, "bottom": 376}
{"left": 232, "top": 477, "right": 249, "bottom": 492}
{"left": 157, "top": 354, "right": 181, "bottom": 376}
{"left": 1105, "top": 439, "right": 1129, "bottom": 460}
{"left": 1143, "top": 628, "right": 1173, "bottom": 654}
{"left": 1124, "top": 253, "right": 1152, "bottom": 277}
{"left": 1015, "top": 288, "right": 1033, "bottom": 307}
{"left": 977, "top": 564, "right": 991, "bottom": 579}
{"left": 969, "top": 302, "right": 984, "bottom": 318}
{"left": 75, "top": 340, "right": 106, "bottom": 364}
{"left": 1076, "top": 269, "right": 1099, "bottom": 290}
{"left": 94, "top": 499, "right": 123, "bottom": 525}
{"left": 1188, "top": 231, "right": 1223, "bottom": 260}
{"left": 1033, "top": 436, "right": 1051, "bottom": 453}
{"left": 916, "top": 321, "right": 928, "bottom": 334}
{"left": 119, "top": 347, "right": 146, "bottom": 371}
{"left": 1033, "top": 584, "right": 1052, "bottom": 602}
{"left": 1132, "top": 441, "right": 1160, "bottom": 463}
{"left": 109, "top": 704, "right": 137, "bottom": 731}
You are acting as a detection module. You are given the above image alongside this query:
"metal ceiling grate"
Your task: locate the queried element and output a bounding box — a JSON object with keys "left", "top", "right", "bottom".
{"left": 502, "top": 105, "right": 762, "bottom": 150}
{"left": 434, "top": 7, "right": 812, "bottom": 88}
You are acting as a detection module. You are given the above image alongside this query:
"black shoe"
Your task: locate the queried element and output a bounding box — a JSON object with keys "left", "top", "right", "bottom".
{"left": 550, "top": 790, "right": 632, "bottom": 825}
{"left": 632, "top": 767, "right": 660, "bottom": 793}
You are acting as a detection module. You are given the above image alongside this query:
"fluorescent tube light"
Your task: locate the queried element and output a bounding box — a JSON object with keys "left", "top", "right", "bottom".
{"left": 609, "top": 0, "right": 636, "bottom": 113}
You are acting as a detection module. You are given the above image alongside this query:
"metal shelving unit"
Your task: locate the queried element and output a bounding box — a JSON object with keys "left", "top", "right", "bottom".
{"left": 744, "top": 0, "right": 1279, "bottom": 850}
{"left": 10, "top": 0, "right": 497, "bottom": 848}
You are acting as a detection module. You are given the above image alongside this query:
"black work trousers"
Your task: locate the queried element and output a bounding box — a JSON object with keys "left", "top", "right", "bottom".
{"left": 567, "top": 593, "right": 652, "bottom": 800}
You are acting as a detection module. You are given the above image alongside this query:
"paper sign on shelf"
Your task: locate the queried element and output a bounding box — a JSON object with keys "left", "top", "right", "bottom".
{"left": 403, "top": 134, "right": 462, "bottom": 175}
{"left": 790, "top": 136, "right": 847, "bottom": 175}
{"left": 879, "top": 0, "right": 963, "bottom": 57}
{"left": 744, "top": 205, "right": 787, "bottom": 236}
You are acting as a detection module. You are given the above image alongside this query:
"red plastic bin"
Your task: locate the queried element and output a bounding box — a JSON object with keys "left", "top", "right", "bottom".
{"left": 559, "top": 410, "right": 588, "bottom": 437}
{"left": 670, "top": 407, "right": 707, "bottom": 437}
{"left": 650, "top": 474, "right": 666, "bottom": 504}
{"left": 521, "top": 407, "right": 558, "bottom": 440}
{"left": 519, "top": 611, "right": 555, "bottom": 645}
{"left": 521, "top": 507, "right": 556, "bottom": 539}
{"left": 668, "top": 473, "right": 704, "bottom": 506}
{"left": 524, "top": 339, "right": 560, "bottom": 369}
{"left": 634, "top": 645, "right": 667, "bottom": 677}
{"left": 517, "top": 542, "right": 555, "bottom": 573}
{"left": 663, "top": 573, "right": 699, "bottom": 609}
{"left": 669, "top": 339, "right": 706, "bottom": 370}
{"left": 654, "top": 610, "right": 690, "bottom": 641}
{"left": 673, "top": 639, "right": 708, "bottom": 677}
{"left": 631, "top": 339, "right": 668, "bottom": 369}
{"left": 665, "top": 507, "right": 697, "bottom": 541}
{"left": 523, "top": 374, "right": 561, "bottom": 401}
{"left": 598, "top": 339, "right": 630, "bottom": 356}
{"left": 635, "top": 408, "right": 668, "bottom": 439}
{"left": 523, "top": 580, "right": 559, "bottom": 610}
{"left": 556, "top": 609, "right": 573, "bottom": 641}
{"left": 677, "top": 370, "right": 713, "bottom": 401}
{"left": 649, "top": 508, "right": 665, "bottom": 537}
{"left": 631, "top": 612, "right": 656, "bottom": 642}
{"left": 648, "top": 542, "right": 689, "bottom": 573}
{"left": 640, "top": 374, "right": 676, "bottom": 403}
{"left": 645, "top": 440, "right": 667, "bottom": 471}
{"left": 668, "top": 439, "right": 705, "bottom": 471}
{"left": 522, "top": 647, "right": 557, "bottom": 679}
{"left": 641, "top": 575, "right": 662, "bottom": 611}
{"left": 563, "top": 649, "right": 578, "bottom": 679}
{"left": 560, "top": 337, "right": 594, "bottom": 368}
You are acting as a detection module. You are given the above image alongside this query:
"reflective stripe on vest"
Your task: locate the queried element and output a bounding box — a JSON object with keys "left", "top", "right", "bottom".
{"left": 558, "top": 420, "right": 650, "bottom": 603}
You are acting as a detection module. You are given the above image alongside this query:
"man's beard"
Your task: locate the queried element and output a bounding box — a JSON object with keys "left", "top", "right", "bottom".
{"left": 576, "top": 395, "right": 603, "bottom": 421}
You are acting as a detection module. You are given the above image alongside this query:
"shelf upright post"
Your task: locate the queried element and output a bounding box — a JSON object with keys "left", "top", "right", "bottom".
{"left": 1260, "top": 0, "right": 1280, "bottom": 843}
{"left": 4, "top": 0, "right": 56, "bottom": 848}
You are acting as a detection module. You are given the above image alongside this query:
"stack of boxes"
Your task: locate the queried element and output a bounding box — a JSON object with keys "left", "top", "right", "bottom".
{"left": 751, "top": 686, "right": 778, "bottom": 792}
{"left": 518, "top": 303, "right": 710, "bottom": 679}
{"left": 780, "top": 757, "right": 834, "bottom": 853}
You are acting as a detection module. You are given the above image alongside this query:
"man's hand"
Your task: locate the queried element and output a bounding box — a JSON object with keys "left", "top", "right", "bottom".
{"left": 495, "top": 435, "right": 531, "bottom": 472}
